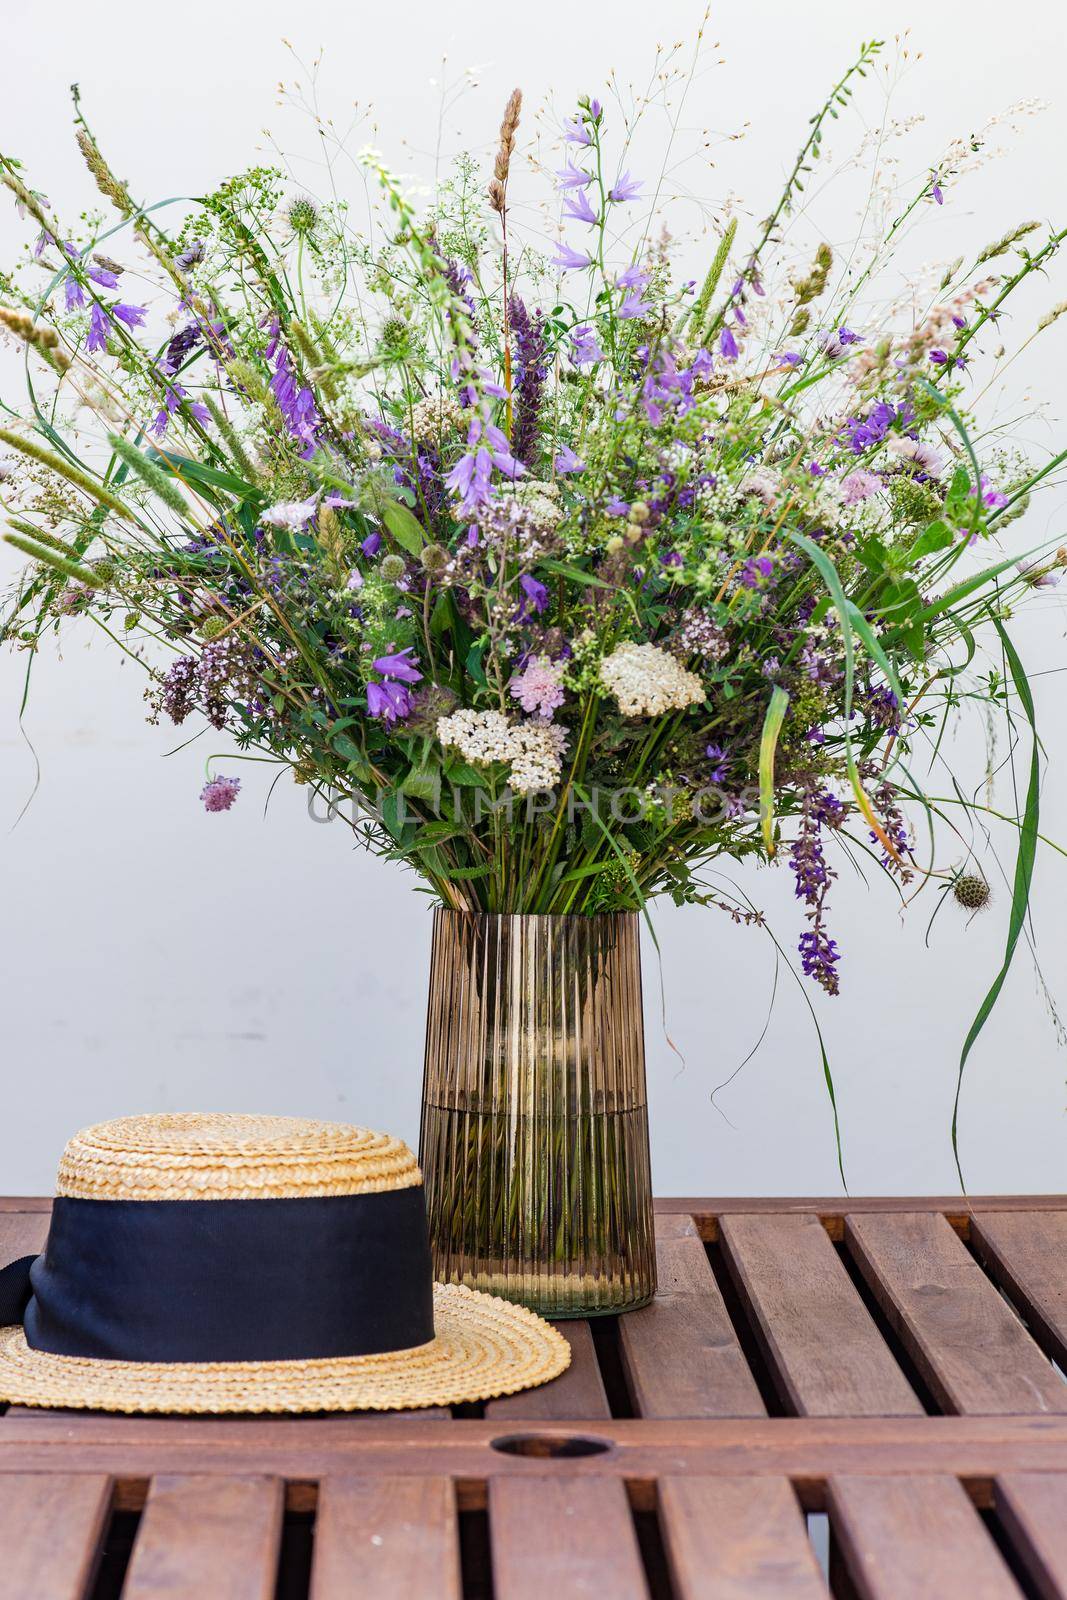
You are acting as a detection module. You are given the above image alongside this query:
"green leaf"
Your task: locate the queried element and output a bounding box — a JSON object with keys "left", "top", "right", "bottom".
{"left": 146, "top": 449, "right": 252, "bottom": 498}
{"left": 331, "top": 732, "right": 372, "bottom": 780}
{"left": 537, "top": 558, "right": 615, "bottom": 591}
{"left": 380, "top": 500, "right": 427, "bottom": 556}
{"left": 758, "top": 685, "right": 790, "bottom": 854}
{"left": 951, "top": 613, "right": 1039, "bottom": 1188}
{"left": 401, "top": 761, "right": 442, "bottom": 806}
{"left": 910, "top": 520, "right": 954, "bottom": 560}
{"left": 445, "top": 755, "right": 486, "bottom": 787}
{"left": 411, "top": 821, "right": 465, "bottom": 850}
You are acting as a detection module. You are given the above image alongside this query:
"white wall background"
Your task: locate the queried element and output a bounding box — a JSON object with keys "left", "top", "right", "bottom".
{"left": 1, "top": 0, "right": 1065, "bottom": 1196}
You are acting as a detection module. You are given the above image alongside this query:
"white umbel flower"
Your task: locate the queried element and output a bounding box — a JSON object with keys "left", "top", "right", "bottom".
{"left": 599, "top": 642, "right": 705, "bottom": 718}
{"left": 437, "top": 709, "right": 569, "bottom": 794}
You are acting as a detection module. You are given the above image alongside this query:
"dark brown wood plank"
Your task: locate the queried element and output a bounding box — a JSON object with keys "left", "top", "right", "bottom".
{"left": 829, "top": 1475, "right": 1019, "bottom": 1599}
{"left": 995, "top": 1473, "right": 1067, "bottom": 1600}
{"left": 0, "top": 1211, "right": 49, "bottom": 1266}
{"left": 487, "top": 1321, "right": 609, "bottom": 1419}
{"left": 719, "top": 1214, "right": 922, "bottom": 1417}
{"left": 619, "top": 1232, "right": 765, "bottom": 1418}
{"left": 846, "top": 1211, "right": 1067, "bottom": 1415}
{"left": 122, "top": 1474, "right": 283, "bottom": 1600}
{"left": 3, "top": 1417, "right": 1067, "bottom": 1501}
{"left": 973, "top": 1214, "right": 1067, "bottom": 1370}
{"left": 0, "top": 1472, "right": 111, "bottom": 1600}
{"left": 659, "top": 1475, "right": 829, "bottom": 1598}
{"left": 311, "top": 1476, "right": 460, "bottom": 1600}
{"left": 489, "top": 1477, "right": 648, "bottom": 1599}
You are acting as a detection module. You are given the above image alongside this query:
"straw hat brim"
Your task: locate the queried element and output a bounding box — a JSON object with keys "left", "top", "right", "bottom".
{"left": 0, "top": 1283, "right": 570, "bottom": 1415}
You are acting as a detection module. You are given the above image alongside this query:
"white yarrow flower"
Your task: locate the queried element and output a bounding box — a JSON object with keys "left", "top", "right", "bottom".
{"left": 599, "top": 642, "right": 705, "bottom": 718}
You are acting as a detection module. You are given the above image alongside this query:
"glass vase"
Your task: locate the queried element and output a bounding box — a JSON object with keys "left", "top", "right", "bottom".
{"left": 418, "top": 909, "right": 656, "bottom": 1317}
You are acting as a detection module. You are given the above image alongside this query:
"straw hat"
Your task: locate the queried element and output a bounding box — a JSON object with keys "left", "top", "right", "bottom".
{"left": 0, "top": 1113, "right": 570, "bottom": 1414}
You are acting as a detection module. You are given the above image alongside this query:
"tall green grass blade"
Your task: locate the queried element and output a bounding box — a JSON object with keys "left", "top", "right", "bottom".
{"left": 759, "top": 685, "right": 790, "bottom": 853}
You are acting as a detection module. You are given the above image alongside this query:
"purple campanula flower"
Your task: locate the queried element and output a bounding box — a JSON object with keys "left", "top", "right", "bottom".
{"left": 619, "top": 291, "right": 652, "bottom": 320}
{"left": 553, "top": 243, "right": 593, "bottom": 271}
{"left": 176, "top": 239, "right": 206, "bottom": 269}
{"left": 608, "top": 171, "right": 643, "bottom": 203}
{"left": 617, "top": 264, "right": 650, "bottom": 290}
{"left": 201, "top": 775, "right": 241, "bottom": 813}
{"left": 88, "top": 265, "right": 118, "bottom": 289}
{"left": 931, "top": 174, "right": 944, "bottom": 205}
{"left": 719, "top": 327, "right": 738, "bottom": 361}
{"left": 562, "top": 189, "right": 598, "bottom": 226}
{"left": 705, "top": 744, "right": 728, "bottom": 784}
{"left": 570, "top": 325, "right": 605, "bottom": 366}
{"left": 64, "top": 276, "right": 85, "bottom": 311}
{"left": 366, "top": 680, "right": 413, "bottom": 724}
{"left": 362, "top": 531, "right": 382, "bottom": 557}
{"left": 836, "top": 326, "right": 861, "bottom": 345}
{"left": 562, "top": 115, "right": 592, "bottom": 145}
{"left": 372, "top": 647, "right": 423, "bottom": 685}
{"left": 605, "top": 496, "right": 630, "bottom": 517}
{"left": 740, "top": 555, "right": 775, "bottom": 588}
{"left": 554, "top": 444, "right": 584, "bottom": 474}
{"left": 555, "top": 161, "right": 593, "bottom": 191}
{"left": 86, "top": 301, "right": 110, "bottom": 353}
{"left": 774, "top": 351, "right": 802, "bottom": 367}
{"left": 112, "top": 303, "right": 147, "bottom": 330}
{"left": 517, "top": 573, "right": 549, "bottom": 618}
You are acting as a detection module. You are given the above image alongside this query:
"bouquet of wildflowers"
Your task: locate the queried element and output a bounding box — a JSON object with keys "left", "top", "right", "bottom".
{"left": 2, "top": 47, "right": 1065, "bottom": 1146}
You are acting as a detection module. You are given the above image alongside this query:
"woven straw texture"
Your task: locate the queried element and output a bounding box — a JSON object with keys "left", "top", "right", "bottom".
{"left": 56, "top": 1113, "right": 422, "bottom": 1201}
{"left": 0, "top": 1283, "right": 571, "bottom": 1413}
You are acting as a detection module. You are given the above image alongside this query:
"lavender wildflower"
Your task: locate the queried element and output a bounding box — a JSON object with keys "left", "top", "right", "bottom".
{"left": 201, "top": 775, "right": 241, "bottom": 812}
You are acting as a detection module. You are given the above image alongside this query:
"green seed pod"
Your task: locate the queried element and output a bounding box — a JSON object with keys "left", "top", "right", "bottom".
{"left": 287, "top": 195, "right": 320, "bottom": 235}
{"left": 201, "top": 615, "right": 227, "bottom": 640}
{"left": 123, "top": 611, "right": 140, "bottom": 632}
{"left": 419, "top": 543, "right": 449, "bottom": 575}
{"left": 953, "top": 873, "right": 991, "bottom": 911}
{"left": 380, "top": 553, "right": 406, "bottom": 582}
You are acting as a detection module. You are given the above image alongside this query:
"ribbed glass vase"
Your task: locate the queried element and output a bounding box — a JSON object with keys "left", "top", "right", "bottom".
{"left": 418, "top": 909, "right": 656, "bottom": 1318}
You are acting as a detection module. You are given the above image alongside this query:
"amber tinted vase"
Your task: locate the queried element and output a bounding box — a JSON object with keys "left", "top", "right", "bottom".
{"left": 418, "top": 909, "right": 656, "bottom": 1317}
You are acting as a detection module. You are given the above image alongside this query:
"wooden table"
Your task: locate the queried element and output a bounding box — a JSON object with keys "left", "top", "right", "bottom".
{"left": 2, "top": 1194, "right": 1066, "bottom": 1599}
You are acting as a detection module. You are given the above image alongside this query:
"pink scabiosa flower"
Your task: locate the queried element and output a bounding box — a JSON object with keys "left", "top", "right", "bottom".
{"left": 510, "top": 655, "right": 566, "bottom": 719}
{"left": 201, "top": 775, "right": 241, "bottom": 813}
{"left": 840, "top": 469, "right": 882, "bottom": 505}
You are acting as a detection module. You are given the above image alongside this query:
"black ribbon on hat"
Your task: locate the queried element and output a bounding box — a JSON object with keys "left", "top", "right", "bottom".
{"left": 0, "top": 1187, "right": 435, "bottom": 1363}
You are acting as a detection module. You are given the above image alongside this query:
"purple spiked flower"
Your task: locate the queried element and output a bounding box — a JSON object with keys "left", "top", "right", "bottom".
{"left": 510, "top": 295, "right": 548, "bottom": 468}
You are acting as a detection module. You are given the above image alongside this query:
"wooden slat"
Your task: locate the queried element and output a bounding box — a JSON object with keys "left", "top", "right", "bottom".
{"left": 846, "top": 1212, "right": 1067, "bottom": 1415}
{"left": 654, "top": 1212, "right": 700, "bottom": 1239}
{"left": 0, "top": 1211, "right": 49, "bottom": 1266}
{"left": 487, "top": 1321, "right": 610, "bottom": 1419}
{"left": 122, "top": 1474, "right": 283, "bottom": 1600}
{"left": 972, "top": 1214, "right": 1067, "bottom": 1369}
{"left": 619, "top": 1232, "right": 765, "bottom": 1418}
{"left": 659, "top": 1475, "right": 829, "bottom": 1598}
{"left": 4, "top": 1416, "right": 1067, "bottom": 1496}
{"left": 0, "top": 1472, "right": 111, "bottom": 1600}
{"left": 489, "top": 1477, "right": 648, "bottom": 1599}
{"left": 311, "top": 1476, "right": 460, "bottom": 1600}
{"left": 995, "top": 1473, "right": 1067, "bottom": 1600}
{"left": 719, "top": 1214, "right": 922, "bottom": 1417}
{"left": 828, "top": 1475, "right": 1020, "bottom": 1600}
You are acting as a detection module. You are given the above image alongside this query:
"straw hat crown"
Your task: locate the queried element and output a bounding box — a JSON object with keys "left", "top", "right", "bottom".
{"left": 56, "top": 1113, "right": 422, "bottom": 1202}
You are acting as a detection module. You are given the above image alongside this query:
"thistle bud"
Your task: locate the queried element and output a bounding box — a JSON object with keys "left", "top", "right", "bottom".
{"left": 381, "top": 553, "right": 406, "bottom": 582}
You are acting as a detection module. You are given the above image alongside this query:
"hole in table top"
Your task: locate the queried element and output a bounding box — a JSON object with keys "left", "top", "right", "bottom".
{"left": 489, "top": 1431, "right": 613, "bottom": 1458}
{"left": 87, "top": 1508, "right": 139, "bottom": 1600}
